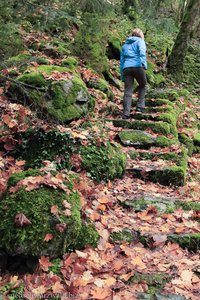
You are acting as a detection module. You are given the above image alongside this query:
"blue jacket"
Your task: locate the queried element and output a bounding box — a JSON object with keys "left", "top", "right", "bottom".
{"left": 120, "top": 36, "right": 147, "bottom": 81}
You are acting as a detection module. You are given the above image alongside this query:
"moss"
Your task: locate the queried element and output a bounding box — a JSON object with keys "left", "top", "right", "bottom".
{"left": 127, "top": 272, "right": 170, "bottom": 293}
{"left": 179, "top": 133, "right": 194, "bottom": 156}
{"left": 175, "top": 201, "right": 200, "bottom": 211}
{"left": 147, "top": 89, "right": 189, "bottom": 101}
{"left": 145, "top": 99, "right": 174, "bottom": 107}
{"left": 5, "top": 53, "right": 32, "bottom": 67}
{"left": 193, "top": 132, "right": 200, "bottom": 146}
{"left": 146, "top": 62, "right": 166, "bottom": 87}
{"left": 75, "top": 223, "right": 100, "bottom": 249}
{"left": 168, "top": 233, "right": 200, "bottom": 252}
{"left": 120, "top": 198, "right": 176, "bottom": 214}
{"left": 118, "top": 130, "right": 155, "bottom": 147}
{"left": 47, "top": 105, "right": 82, "bottom": 122}
{"left": 0, "top": 184, "right": 82, "bottom": 256}
{"left": 113, "top": 119, "right": 174, "bottom": 135}
{"left": 18, "top": 72, "right": 46, "bottom": 87}
{"left": 88, "top": 77, "right": 113, "bottom": 100}
{"left": 145, "top": 105, "right": 174, "bottom": 114}
{"left": 80, "top": 143, "right": 126, "bottom": 182}
{"left": 61, "top": 56, "right": 79, "bottom": 69}
{"left": 158, "top": 112, "right": 177, "bottom": 126}
{"left": 35, "top": 57, "right": 50, "bottom": 65}
{"left": 129, "top": 150, "right": 179, "bottom": 162}
{"left": 111, "top": 229, "right": 133, "bottom": 243}
{"left": 151, "top": 166, "right": 186, "bottom": 186}
{"left": 8, "top": 169, "right": 41, "bottom": 187}
{"left": 36, "top": 65, "right": 70, "bottom": 75}
{"left": 155, "top": 136, "right": 178, "bottom": 147}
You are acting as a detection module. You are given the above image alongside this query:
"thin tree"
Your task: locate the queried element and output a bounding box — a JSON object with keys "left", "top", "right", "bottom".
{"left": 167, "top": 0, "right": 200, "bottom": 80}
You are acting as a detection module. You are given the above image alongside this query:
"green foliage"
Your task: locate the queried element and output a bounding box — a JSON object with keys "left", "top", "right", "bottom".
{"left": 72, "top": 14, "right": 109, "bottom": 73}
{"left": 13, "top": 129, "right": 76, "bottom": 169}
{"left": 80, "top": 142, "right": 126, "bottom": 182}
{"left": 0, "top": 23, "right": 24, "bottom": 61}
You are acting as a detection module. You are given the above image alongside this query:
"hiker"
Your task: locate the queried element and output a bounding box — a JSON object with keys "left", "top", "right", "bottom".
{"left": 120, "top": 28, "right": 147, "bottom": 119}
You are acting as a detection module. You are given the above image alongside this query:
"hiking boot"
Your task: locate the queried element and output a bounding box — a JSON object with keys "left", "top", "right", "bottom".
{"left": 122, "top": 115, "right": 130, "bottom": 120}
{"left": 136, "top": 107, "right": 145, "bottom": 113}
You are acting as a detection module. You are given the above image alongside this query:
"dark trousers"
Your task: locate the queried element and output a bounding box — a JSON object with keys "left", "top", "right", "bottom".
{"left": 123, "top": 67, "right": 147, "bottom": 117}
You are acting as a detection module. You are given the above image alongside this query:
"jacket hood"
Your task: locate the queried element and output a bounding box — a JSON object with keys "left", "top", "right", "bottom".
{"left": 125, "top": 36, "right": 141, "bottom": 44}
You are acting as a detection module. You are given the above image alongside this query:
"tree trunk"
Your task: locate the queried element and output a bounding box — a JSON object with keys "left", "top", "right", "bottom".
{"left": 168, "top": 0, "right": 200, "bottom": 80}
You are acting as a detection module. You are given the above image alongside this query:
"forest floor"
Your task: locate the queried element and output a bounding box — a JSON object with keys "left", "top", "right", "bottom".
{"left": 0, "top": 64, "right": 200, "bottom": 300}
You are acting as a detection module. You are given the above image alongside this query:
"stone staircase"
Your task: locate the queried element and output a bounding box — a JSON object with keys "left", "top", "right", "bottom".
{"left": 107, "top": 90, "right": 200, "bottom": 261}
{"left": 112, "top": 96, "right": 187, "bottom": 187}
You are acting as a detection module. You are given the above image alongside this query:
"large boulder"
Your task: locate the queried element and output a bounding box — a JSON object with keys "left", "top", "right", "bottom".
{"left": 9, "top": 65, "right": 94, "bottom": 122}
{"left": 0, "top": 170, "right": 99, "bottom": 257}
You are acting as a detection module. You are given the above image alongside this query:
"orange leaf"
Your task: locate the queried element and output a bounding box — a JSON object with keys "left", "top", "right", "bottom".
{"left": 39, "top": 256, "right": 53, "bottom": 272}
{"left": 105, "top": 277, "right": 116, "bottom": 286}
{"left": 52, "top": 281, "right": 64, "bottom": 293}
{"left": 180, "top": 270, "right": 193, "bottom": 283}
{"left": 90, "top": 287, "right": 112, "bottom": 299}
{"left": 51, "top": 205, "right": 58, "bottom": 215}
{"left": 15, "top": 160, "right": 26, "bottom": 166}
{"left": 44, "top": 233, "right": 53, "bottom": 242}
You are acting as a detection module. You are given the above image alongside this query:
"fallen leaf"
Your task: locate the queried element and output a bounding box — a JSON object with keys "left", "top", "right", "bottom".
{"left": 14, "top": 213, "right": 32, "bottom": 227}
{"left": 180, "top": 270, "right": 193, "bottom": 283}
{"left": 90, "top": 287, "right": 112, "bottom": 299}
{"left": 51, "top": 205, "right": 59, "bottom": 215}
{"left": 52, "top": 281, "right": 64, "bottom": 293}
{"left": 44, "top": 233, "right": 53, "bottom": 242}
{"left": 39, "top": 256, "right": 53, "bottom": 272}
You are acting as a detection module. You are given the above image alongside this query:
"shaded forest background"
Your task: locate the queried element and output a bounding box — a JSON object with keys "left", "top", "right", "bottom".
{"left": 0, "top": 0, "right": 199, "bottom": 86}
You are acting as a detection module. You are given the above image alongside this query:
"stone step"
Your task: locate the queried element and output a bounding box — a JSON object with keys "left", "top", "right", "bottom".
{"left": 126, "top": 160, "right": 186, "bottom": 186}
{"left": 119, "top": 197, "right": 200, "bottom": 214}
{"left": 140, "top": 98, "right": 174, "bottom": 107}
{"left": 140, "top": 233, "right": 200, "bottom": 253}
{"left": 111, "top": 227, "right": 200, "bottom": 252}
{"left": 118, "top": 130, "right": 178, "bottom": 148}
{"left": 128, "top": 149, "right": 180, "bottom": 161}
{"left": 112, "top": 119, "right": 177, "bottom": 136}
{"left": 131, "top": 111, "right": 177, "bottom": 126}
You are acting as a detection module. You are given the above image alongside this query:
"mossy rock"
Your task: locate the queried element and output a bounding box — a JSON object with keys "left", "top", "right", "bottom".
{"left": 120, "top": 198, "right": 176, "bottom": 213}
{"left": 132, "top": 111, "right": 177, "bottom": 126}
{"left": 0, "top": 171, "right": 99, "bottom": 257}
{"left": 61, "top": 56, "right": 79, "bottom": 69}
{"left": 145, "top": 99, "right": 174, "bottom": 107}
{"left": 129, "top": 165, "right": 186, "bottom": 186}
{"left": 147, "top": 88, "right": 189, "bottom": 101}
{"left": 113, "top": 119, "right": 176, "bottom": 136}
{"left": 168, "top": 233, "right": 200, "bottom": 252}
{"left": 4, "top": 53, "right": 32, "bottom": 68}
{"left": 128, "top": 150, "right": 179, "bottom": 161}
{"left": 118, "top": 130, "right": 156, "bottom": 147}
{"left": 80, "top": 142, "right": 126, "bottom": 182}
{"left": 193, "top": 132, "right": 200, "bottom": 146}
{"left": 4, "top": 54, "right": 50, "bottom": 70}
{"left": 178, "top": 133, "right": 194, "bottom": 156}
{"left": 106, "top": 33, "right": 122, "bottom": 60}
{"left": 111, "top": 228, "right": 133, "bottom": 243}
{"left": 87, "top": 77, "right": 113, "bottom": 100}
{"left": 11, "top": 65, "right": 94, "bottom": 122}
{"left": 140, "top": 233, "right": 200, "bottom": 252}
{"left": 146, "top": 62, "right": 166, "bottom": 87}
